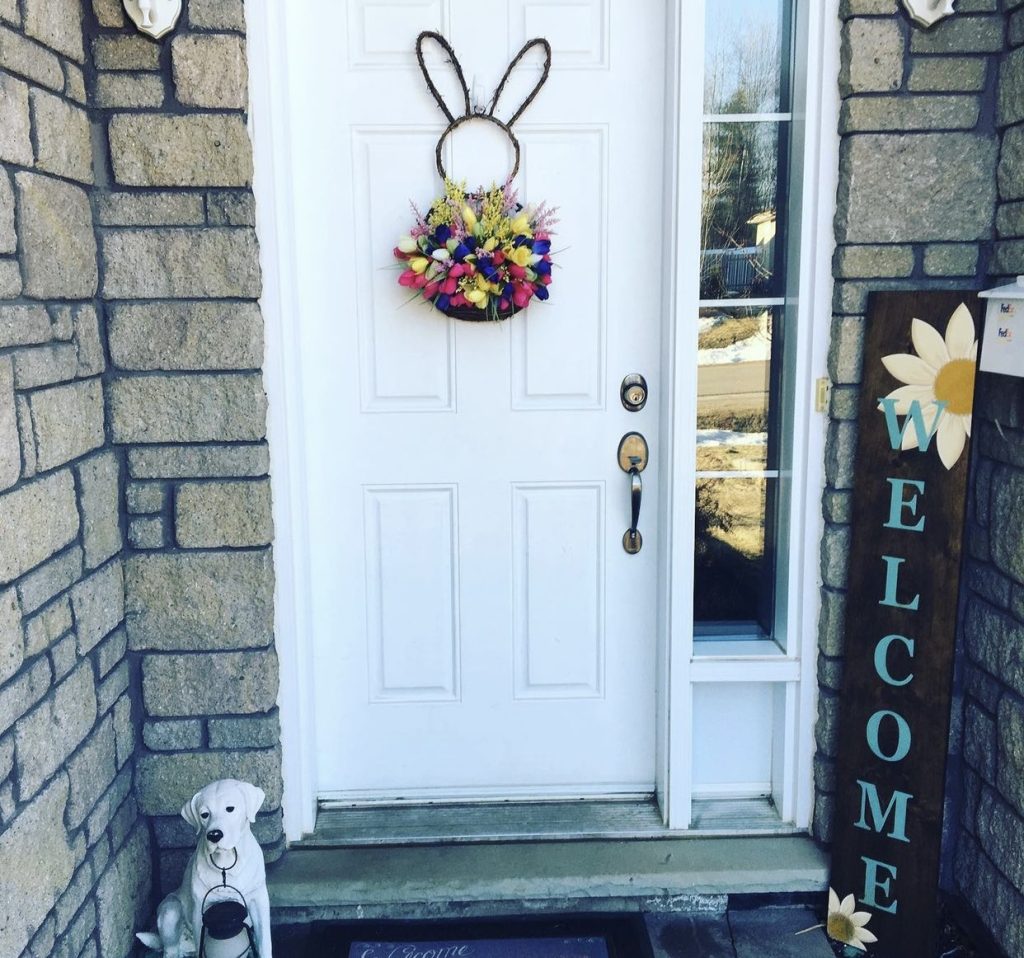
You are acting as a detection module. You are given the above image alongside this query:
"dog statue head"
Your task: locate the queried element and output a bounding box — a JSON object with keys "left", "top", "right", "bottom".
{"left": 181, "top": 778, "right": 266, "bottom": 855}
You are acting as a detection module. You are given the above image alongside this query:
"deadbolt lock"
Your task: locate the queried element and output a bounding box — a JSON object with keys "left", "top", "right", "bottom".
{"left": 620, "top": 374, "right": 648, "bottom": 412}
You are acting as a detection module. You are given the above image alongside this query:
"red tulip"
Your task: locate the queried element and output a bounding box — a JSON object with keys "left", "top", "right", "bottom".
{"left": 508, "top": 264, "right": 526, "bottom": 280}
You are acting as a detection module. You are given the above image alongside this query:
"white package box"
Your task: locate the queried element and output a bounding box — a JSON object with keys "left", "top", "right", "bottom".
{"left": 979, "top": 277, "right": 1024, "bottom": 378}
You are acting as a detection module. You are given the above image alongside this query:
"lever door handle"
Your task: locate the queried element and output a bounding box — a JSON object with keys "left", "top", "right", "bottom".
{"left": 617, "top": 432, "right": 649, "bottom": 555}
{"left": 625, "top": 464, "right": 643, "bottom": 554}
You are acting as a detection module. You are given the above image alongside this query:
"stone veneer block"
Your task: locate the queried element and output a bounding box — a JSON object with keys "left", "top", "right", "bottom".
{"left": 28, "top": 378, "right": 105, "bottom": 472}
{"left": 76, "top": 452, "right": 122, "bottom": 569}
{"left": 0, "top": 26, "right": 64, "bottom": 91}
{"left": 992, "top": 468, "right": 1024, "bottom": 583}
{"left": 109, "top": 301, "right": 263, "bottom": 370}
{"left": 101, "top": 228, "right": 261, "bottom": 298}
{"left": 74, "top": 306, "right": 105, "bottom": 378}
{"left": 209, "top": 713, "right": 280, "bottom": 749}
{"left": 97, "top": 825, "right": 152, "bottom": 958}
{"left": 0, "top": 656, "right": 49, "bottom": 735}
{"left": 66, "top": 716, "right": 116, "bottom": 828}
{"left": 94, "top": 72, "right": 165, "bottom": 109}
{"left": 29, "top": 89, "right": 93, "bottom": 184}
{"left": 14, "top": 173, "right": 98, "bottom": 299}
{"left": 0, "top": 586, "right": 20, "bottom": 685}
{"left": 175, "top": 480, "right": 273, "bottom": 548}
{"left": 16, "top": 545, "right": 82, "bottom": 615}
{"left": 92, "top": 34, "right": 159, "bottom": 70}
{"left": 0, "top": 305, "right": 51, "bottom": 348}
{"left": 0, "top": 776, "right": 75, "bottom": 958}
{"left": 840, "top": 94, "right": 980, "bottom": 133}
{"left": 92, "top": 0, "right": 125, "bottom": 27}
{"left": 143, "top": 650, "right": 279, "bottom": 717}
{"left": 128, "top": 443, "right": 270, "bottom": 479}
{"left": 837, "top": 134, "right": 997, "bottom": 243}
{"left": 908, "top": 56, "right": 988, "bottom": 92}
{"left": 12, "top": 343, "right": 78, "bottom": 390}
{"left": 835, "top": 244, "right": 914, "bottom": 278}
{"left": 0, "top": 357, "right": 19, "bottom": 491}
{"left": 23, "top": 597, "right": 72, "bottom": 658}
{"left": 172, "top": 34, "right": 248, "bottom": 108}
{"left": 136, "top": 747, "right": 283, "bottom": 815}
{"left": 188, "top": 0, "right": 245, "bottom": 30}
{"left": 0, "top": 72, "right": 31, "bottom": 167}
{"left": 108, "top": 114, "right": 253, "bottom": 187}
{"left": 126, "top": 550, "right": 274, "bottom": 651}
{"left": 64, "top": 61, "right": 86, "bottom": 103}
{"left": 129, "top": 517, "right": 164, "bottom": 552}
{"left": 0, "top": 259, "right": 20, "bottom": 298}
{"left": 97, "top": 192, "right": 204, "bottom": 227}
{"left": 23, "top": 0, "right": 84, "bottom": 61}
{"left": 71, "top": 560, "right": 125, "bottom": 655}
{"left": 909, "top": 14, "right": 1004, "bottom": 54}
{"left": 143, "top": 718, "right": 203, "bottom": 751}
{"left": 924, "top": 243, "right": 979, "bottom": 276}
{"left": 109, "top": 373, "right": 267, "bottom": 443}
{"left": 840, "top": 18, "right": 904, "bottom": 95}
{"left": 0, "top": 471, "right": 79, "bottom": 585}
{"left": 0, "top": 172, "right": 14, "bottom": 253}
{"left": 14, "top": 662, "right": 96, "bottom": 800}
{"left": 998, "top": 695, "right": 1024, "bottom": 818}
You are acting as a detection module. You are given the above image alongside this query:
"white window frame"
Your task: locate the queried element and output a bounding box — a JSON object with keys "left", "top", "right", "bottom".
{"left": 247, "top": 0, "right": 840, "bottom": 841}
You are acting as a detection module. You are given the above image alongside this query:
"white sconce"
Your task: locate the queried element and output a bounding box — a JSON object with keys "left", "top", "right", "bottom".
{"left": 901, "top": 0, "right": 956, "bottom": 28}
{"left": 122, "top": 0, "right": 182, "bottom": 39}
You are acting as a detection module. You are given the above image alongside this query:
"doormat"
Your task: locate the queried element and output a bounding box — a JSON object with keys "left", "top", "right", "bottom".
{"left": 272, "top": 915, "right": 651, "bottom": 958}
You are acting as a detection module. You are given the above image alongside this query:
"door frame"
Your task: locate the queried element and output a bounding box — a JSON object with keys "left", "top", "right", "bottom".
{"left": 246, "top": 0, "right": 840, "bottom": 842}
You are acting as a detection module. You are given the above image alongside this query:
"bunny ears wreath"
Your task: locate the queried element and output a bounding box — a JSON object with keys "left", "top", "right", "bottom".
{"left": 394, "top": 32, "right": 558, "bottom": 322}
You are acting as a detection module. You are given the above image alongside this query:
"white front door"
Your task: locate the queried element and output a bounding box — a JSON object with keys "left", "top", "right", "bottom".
{"left": 287, "top": 1, "right": 670, "bottom": 801}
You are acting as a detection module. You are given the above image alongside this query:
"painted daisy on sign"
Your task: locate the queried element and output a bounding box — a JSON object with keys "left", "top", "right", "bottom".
{"left": 826, "top": 888, "right": 879, "bottom": 952}
{"left": 879, "top": 302, "right": 977, "bottom": 470}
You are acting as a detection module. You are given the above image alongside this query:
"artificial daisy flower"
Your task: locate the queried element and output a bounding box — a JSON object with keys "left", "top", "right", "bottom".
{"left": 879, "top": 303, "right": 977, "bottom": 470}
{"left": 826, "top": 887, "right": 878, "bottom": 952}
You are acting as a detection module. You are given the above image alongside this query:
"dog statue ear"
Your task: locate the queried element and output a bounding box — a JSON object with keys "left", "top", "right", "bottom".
{"left": 180, "top": 790, "right": 204, "bottom": 833}
{"left": 238, "top": 781, "right": 266, "bottom": 823}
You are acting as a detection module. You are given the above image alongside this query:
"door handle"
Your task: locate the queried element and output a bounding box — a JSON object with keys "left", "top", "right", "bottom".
{"left": 617, "top": 432, "right": 649, "bottom": 554}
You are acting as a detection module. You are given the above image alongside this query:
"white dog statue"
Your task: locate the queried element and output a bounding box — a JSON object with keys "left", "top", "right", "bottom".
{"left": 137, "top": 779, "right": 273, "bottom": 958}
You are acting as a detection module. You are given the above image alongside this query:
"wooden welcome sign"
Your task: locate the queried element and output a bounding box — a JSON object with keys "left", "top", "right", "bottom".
{"left": 829, "top": 291, "right": 981, "bottom": 958}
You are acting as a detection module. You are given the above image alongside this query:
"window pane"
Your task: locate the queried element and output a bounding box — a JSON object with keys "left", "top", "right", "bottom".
{"left": 701, "top": 122, "right": 786, "bottom": 300}
{"left": 704, "top": 0, "right": 791, "bottom": 115}
{"left": 693, "top": 477, "right": 777, "bottom": 633}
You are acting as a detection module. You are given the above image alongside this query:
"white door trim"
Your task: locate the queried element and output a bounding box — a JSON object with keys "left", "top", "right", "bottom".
{"left": 247, "top": 0, "right": 840, "bottom": 842}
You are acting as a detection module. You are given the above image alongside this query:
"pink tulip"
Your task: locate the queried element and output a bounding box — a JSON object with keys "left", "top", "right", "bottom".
{"left": 499, "top": 298, "right": 510, "bottom": 311}
{"left": 441, "top": 277, "right": 458, "bottom": 295}
{"left": 451, "top": 293, "right": 467, "bottom": 307}
{"left": 399, "top": 269, "right": 417, "bottom": 287}
{"left": 423, "top": 282, "right": 440, "bottom": 299}
{"left": 412, "top": 273, "right": 427, "bottom": 289}
{"left": 449, "top": 264, "right": 466, "bottom": 278}
{"left": 508, "top": 264, "right": 526, "bottom": 280}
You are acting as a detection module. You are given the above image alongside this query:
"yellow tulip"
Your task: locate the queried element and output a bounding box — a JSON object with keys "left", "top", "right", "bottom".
{"left": 510, "top": 246, "right": 532, "bottom": 267}
{"left": 463, "top": 206, "right": 478, "bottom": 232}
{"left": 465, "top": 288, "right": 486, "bottom": 304}
{"left": 409, "top": 256, "right": 430, "bottom": 274}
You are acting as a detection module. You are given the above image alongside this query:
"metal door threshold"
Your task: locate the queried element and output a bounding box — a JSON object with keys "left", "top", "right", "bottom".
{"left": 294, "top": 797, "right": 801, "bottom": 849}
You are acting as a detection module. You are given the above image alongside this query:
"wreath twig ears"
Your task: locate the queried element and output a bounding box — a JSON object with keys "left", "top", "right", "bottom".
{"left": 415, "top": 31, "right": 552, "bottom": 182}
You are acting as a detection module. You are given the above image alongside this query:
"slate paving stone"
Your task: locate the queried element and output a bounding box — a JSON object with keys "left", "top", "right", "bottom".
{"left": 644, "top": 913, "right": 735, "bottom": 958}
{"left": 730, "top": 906, "right": 834, "bottom": 958}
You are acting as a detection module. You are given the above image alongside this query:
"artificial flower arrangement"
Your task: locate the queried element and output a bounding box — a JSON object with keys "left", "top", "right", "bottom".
{"left": 394, "top": 178, "right": 556, "bottom": 322}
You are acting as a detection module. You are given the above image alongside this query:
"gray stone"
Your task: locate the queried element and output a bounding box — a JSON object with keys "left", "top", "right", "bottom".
{"left": 74, "top": 305, "right": 105, "bottom": 377}
{"left": 66, "top": 716, "right": 116, "bottom": 829}
{"left": 0, "top": 776, "right": 74, "bottom": 958}
{"left": 92, "top": 0, "right": 125, "bottom": 26}
{"left": 924, "top": 243, "right": 979, "bottom": 276}
{"left": 820, "top": 524, "right": 851, "bottom": 589}
{"left": 96, "top": 191, "right": 204, "bottom": 227}
{"left": 829, "top": 385, "right": 859, "bottom": 420}
{"left": 49, "top": 631, "right": 76, "bottom": 679}
{"left": 0, "top": 172, "right": 13, "bottom": 253}
{"left": 0, "top": 305, "right": 50, "bottom": 348}
{"left": 24, "top": 597, "right": 73, "bottom": 658}
{"left": 839, "top": 18, "right": 904, "bottom": 95}
{"left": 94, "top": 71, "right": 165, "bottom": 108}
{"left": 97, "top": 659, "right": 128, "bottom": 715}
{"left": 0, "top": 0, "right": 15, "bottom": 23}
{"left": 825, "top": 420, "right": 858, "bottom": 490}
{"left": 908, "top": 56, "right": 989, "bottom": 92}
{"left": 0, "top": 259, "right": 18, "bottom": 298}
{"left": 172, "top": 33, "right": 247, "bottom": 108}
{"left": 840, "top": 94, "right": 980, "bottom": 133}
{"left": 102, "top": 228, "right": 261, "bottom": 298}
{"left": 108, "top": 114, "right": 253, "bottom": 187}
{"left": 994, "top": 239, "right": 1024, "bottom": 275}
{"left": 109, "top": 301, "right": 263, "bottom": 370}
{"left": 49, "top": 304, "right": 74, "bottom": 341}
{"left": 208, "top": 190, "right": 256, "bottom": 227}
{"left": 837, "top": 134, "right": 998, "bottom": 243}
{"left": 23, "top": 0, "right": 84, "bottom": 61}
{"left": 92, "top": 34, "right": 159, "bottom": 70}
{"left": 835, "top": 244, "right": 913, "bottom": 278}
{"left": 963, "top": 700, "right": 997, "bottom": 781}
{"left": 61, "top": 902, "right": 96, "bottom": 958}
{"left": 964, "top": 599, "right": 1024, "bottom": 696}
{"left": 0, "top": 26, "right": 63, "bottom": 91}
{"left": 126, "top": 550, "right": 274, "bottom": 651}
{"left": 14, "top": 173, "right": 97, "bottom": 299}
{"left": 992, "top": 467, "right": 1024, "bottom": 584}
{"left": 95, "top": 626, "right": 127, "bottom": 678}
{"left": 815, "top": 689, "right": 841, "bottom": 758}
{"left": 910, "top": 15, "right": 1004, "bottom": 53}
{"left": 840, "top": 0, "right": 898, "bottom": 14}
{"left": 16, "top": 545, "right": 82, "bottom": 614}
{"left": 0, "top": 471, "right": 78, "bottom": 585}
{"left": 188, "top": 0, "right": 245, "bottom": 29}
{"left": 731, "top": 907, "right": 835, "bottom": 957}
{"left": 968, "top": 561, "right": 1012, "bottom": 610}
{"left": 0, "top": 357, "right": 18, "bottom": 491}
{"left": 0, "top": 586, "right": 20, "bottom": 684}
{"left": 71, "top": 561, "right": 125, "bottom": 655}
{"left": 128, "top": 443, "right": 270, "bottom": 479}
{"left": 976, "top": 789, "right": 1024, "bottom": 890}
{"left": 176, "top": 479, "right": 273, "bottom": 548}
{"left": 827, "top": 315, "right": 864, "bottom": 381}
{"left": 209, "top": 712, "right": 280, "bottom": 749}
{"left": 136, "top": 746, "right": 282, "bottom": 815}
{"left": 126, "top": 481, "right": 165, "bottom": 514}
{"left": 0, "top": 656, "right": 49, "bottom": 736}
{"left": 0, "top": 72, "right": 31, "bottom": 166}
{"left": 0, "top": 735, "right": 11, "bottom": 781}
{"left": 112, "top": 694, "right": 133, "bottom": 768}
{"left": 64, "top": 61, "right": 85, "bottom": 103}
{"left": 15, "top": 662, "right": 96, "bottom": 800}
{"left": 128, "top": 516, "right": 165, "bottom": 550}
{"left": 96, "top": 825, "right": 152, "bottom": 958}
{"left": 143, "top": 649, "right": 279, "bottom": 717}
{"left": 999, "top": 694, "right": 1024, "bottom": 817}
{"left": 75, "top": 452, "right": 121, "bottom": 570}
{"left": 11, "top": 343, "right": 78, "bottom": 389}
{"left": 143, "top": 718, "right": 203, "bottom": 751}
{"left": 29, "top": 88, "right": 93, "bottom": 183}
{"left": 109, "top": 373, "right": 267, "bottom": 443}
{"left": 28, "top": 378, "right": 104, "bottom": 472}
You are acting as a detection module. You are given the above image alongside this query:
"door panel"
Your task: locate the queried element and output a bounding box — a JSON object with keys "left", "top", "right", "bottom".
{"left": 292, "top": 0, "right": 668, "bottom": 799}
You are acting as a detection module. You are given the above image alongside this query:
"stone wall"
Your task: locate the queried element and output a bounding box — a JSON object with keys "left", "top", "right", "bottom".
{"left": 87, "top": 0, "right": 284, "bottom": 897}
{"left": 952, "top": 2, "right": 1024, "bottom": 955}
{"left": 0, "top": 2, "right": 151, "bottom": 957}
{"left": 814, "top": 0, "right": 1003, "bottom": 844}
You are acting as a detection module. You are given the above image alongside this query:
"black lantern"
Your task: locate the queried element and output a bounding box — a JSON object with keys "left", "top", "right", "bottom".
{"left": 199, "top": 882, "right": 257, "bottom": 958}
